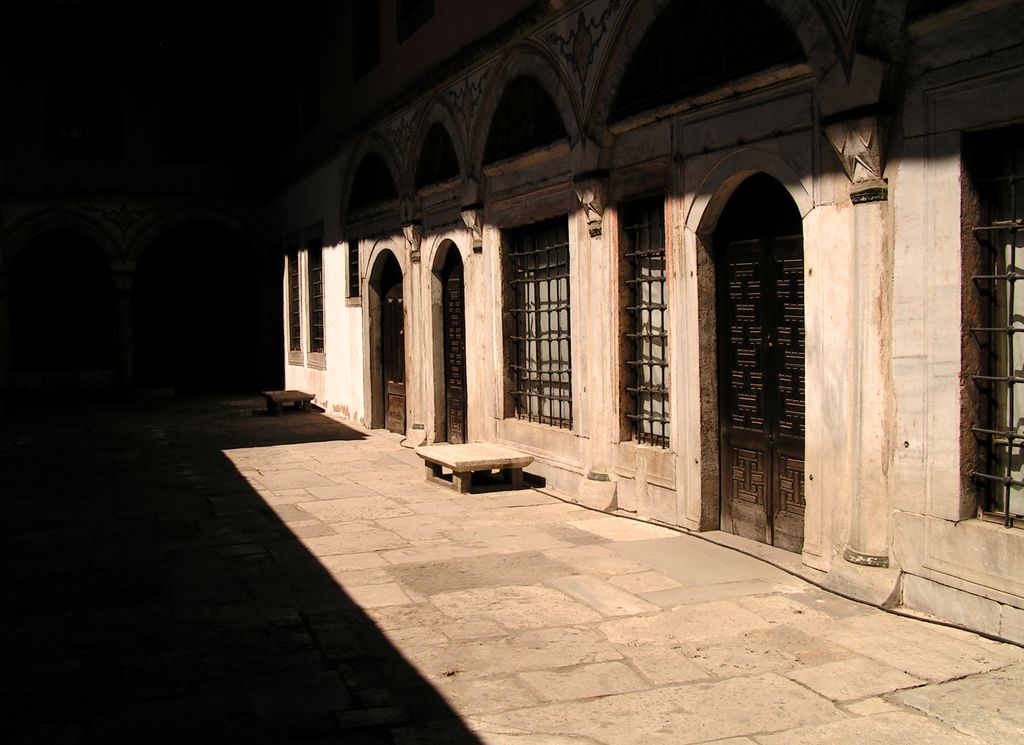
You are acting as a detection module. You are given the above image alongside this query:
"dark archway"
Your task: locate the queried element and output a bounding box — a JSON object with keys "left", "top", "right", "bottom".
{"left": 714, "top": 173, "right": 805, "bottom": 553}
{"left": 133, "top": 220, "right": 268, "bottom": 392}
{"left": 8, "top": 227, "right": 118, "bottom": 387}
{"left": 415, "top": 122, "right": 460, "bottom": 190}
{"left": 348, "top": 152, "right": 399, "bottom": 214}
{"left": 611, "top": 0, "right": 803, "bottom": 121}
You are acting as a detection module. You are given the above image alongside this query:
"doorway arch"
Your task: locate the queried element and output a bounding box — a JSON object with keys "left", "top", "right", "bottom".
{"left": 367, "top": 249, "right": 406, "bottom": 434}
{"left": 713, "top": 173, "right": 805, "bottom": 552}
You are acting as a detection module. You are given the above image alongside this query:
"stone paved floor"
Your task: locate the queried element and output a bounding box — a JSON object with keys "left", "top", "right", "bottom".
{"left": 2, "top": 395, "right": 1024, "bottom": 744}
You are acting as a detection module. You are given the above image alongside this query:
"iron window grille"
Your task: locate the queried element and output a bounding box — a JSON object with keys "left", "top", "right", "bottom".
{"left": 970, "top": 128, "right": 1024, "bottom": 527}
{"left": 287, "top": 247, "right": 301, "bottom": 352}
{"left": 306, "top": 241, "right": 325, "bottom": 354}
{"left": 347, "top": 242, "right": 360, "bottom": 298}
{"left": 622, "top": 198, "right": 669, "bottom": 447}
{"left": 507, "top": 218, "right": 572, "bottom": 429}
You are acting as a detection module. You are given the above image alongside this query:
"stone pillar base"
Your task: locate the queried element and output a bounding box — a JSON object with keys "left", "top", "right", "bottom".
{"left": 844, "top": 546, "right": 889, "bottom": 568}
{"left": 575, "top": 474, "right": 617, "bottom": 512}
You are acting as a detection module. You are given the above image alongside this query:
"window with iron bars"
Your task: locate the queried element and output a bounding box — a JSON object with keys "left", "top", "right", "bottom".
{"left": 622, "top": 198, "right": 669, "bottom": 447}
{"left": 287, "top": 245, "right": 302, "bottom": 353}
{"left": 507, "top": 218, "right": 572, "bottom": 428}
{"left": 968, "top": 126, "right": 1024, "bottom": 527}
{"left": 306, "top": 240, "right": 325, "bottom": 354}
{"left": 347, "top": 242, "right": 360, "bottom": 298}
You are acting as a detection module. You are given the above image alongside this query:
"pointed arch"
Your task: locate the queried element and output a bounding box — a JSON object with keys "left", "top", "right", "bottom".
{"left": 469, "top": 44, "right": 581, "bottom": 170}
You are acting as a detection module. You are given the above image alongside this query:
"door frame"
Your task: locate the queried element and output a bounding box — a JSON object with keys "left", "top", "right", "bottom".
{"left": 692, "top": 166, "right": 811, "bottom": 551}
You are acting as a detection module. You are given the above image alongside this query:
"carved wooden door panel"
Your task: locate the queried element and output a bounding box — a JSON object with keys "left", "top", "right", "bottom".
{"left": 382, "top": 281, "right": 406, "bottom": 435}
{"left": 718, "top": 234, "right": 805, "bottom": 552}
{"left": 443, "top": 256, "right": 467, "bottom": 444}
{"left": 769, "top": 236, "right": 806, "bottom": 553}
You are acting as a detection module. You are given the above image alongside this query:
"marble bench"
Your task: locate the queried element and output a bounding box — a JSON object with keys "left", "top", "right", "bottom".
{"left": 415, "top": 443, "right": 534, "bottom": 494}
{"left": 261, "top": 390, "right": 315, "bottom": 415}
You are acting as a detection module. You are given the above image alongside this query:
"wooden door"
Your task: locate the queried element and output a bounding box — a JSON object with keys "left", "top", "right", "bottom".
{"left": 717, "top": 176, "right": 805, "bottom": 552}
{"left": 442, "top": 252, "right": 467, "bottom": 444}
{"left": 382, "top": 278, "right": 406, "bottom": 435}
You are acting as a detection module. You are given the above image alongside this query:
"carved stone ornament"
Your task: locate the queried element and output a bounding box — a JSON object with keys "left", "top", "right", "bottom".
{"left": 573, "top": 172, "right": 608, "bottom": 237}
{"left": 824, "top": 115, "right": 886, "bottom": 187}
{"left": 403, "top": 222, "right": 423, "bottom": 263}
{"left": 460, "top": 204, "right": 484, "bottom": 253}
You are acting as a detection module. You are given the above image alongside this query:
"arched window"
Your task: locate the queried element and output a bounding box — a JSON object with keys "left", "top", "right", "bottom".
{"left": 348, "top": 152, "right": 398, "bottom": 213}
{"left": 612, "top": 0, "right": 803, "bottom": 120}
{"left": 484, "top": 76, "right": 567, "bottom": 165}
{"left": 415, "top": 123, "right": 459, "bottom": 189}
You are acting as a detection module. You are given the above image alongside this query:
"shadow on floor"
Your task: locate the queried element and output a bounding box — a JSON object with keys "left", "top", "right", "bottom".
{"left": 0, "top": 395, "right": 483, "bottom": 744}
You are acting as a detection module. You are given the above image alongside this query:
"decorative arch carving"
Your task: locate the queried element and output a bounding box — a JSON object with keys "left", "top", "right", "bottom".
{"left": 468, "top": 43, "right": 582, "bottom": 171}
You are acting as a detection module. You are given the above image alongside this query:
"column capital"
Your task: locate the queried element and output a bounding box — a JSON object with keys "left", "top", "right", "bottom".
{"left": 403, "top": 221, "right": 423, "bottom": 264}
{"left": 823, "top": 110, "right": 887, "bottom": 189}
{"left": 573, "top": 169, "right": 609, "bottom": 237}
{"left": 460, "top": 203, "right": 484, "bottom": 253}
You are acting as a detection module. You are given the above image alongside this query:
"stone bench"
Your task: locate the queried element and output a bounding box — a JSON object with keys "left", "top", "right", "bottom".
{"left": 415, "top": 443, "right": 534, "bottom": 494}
{"left": 261, "top": 390, "right": 315, "bottom": 416}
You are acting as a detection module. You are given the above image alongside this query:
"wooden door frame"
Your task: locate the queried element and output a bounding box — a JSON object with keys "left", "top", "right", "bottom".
{"left": 697, "top": 171, "right": 806, "bottom": 550}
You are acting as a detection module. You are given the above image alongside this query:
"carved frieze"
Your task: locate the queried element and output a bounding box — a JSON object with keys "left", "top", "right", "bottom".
{"left": 83, "top": 203, "right": 168, "bottom": 239}
{"left": 444, "top": 64, "right": 492, "bottom": 136}
{"left": 382, "top": 108, "right": 419, "bottom": 165}
{"left": 536, "top": 0, "right": 625, "bottom": 116}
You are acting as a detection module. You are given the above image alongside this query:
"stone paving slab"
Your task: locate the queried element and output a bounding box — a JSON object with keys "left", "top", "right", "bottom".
{"left": 892, "top": 662, "right": 1024, "bottom": 743}
{"left": 3, "top": 395, "right": 1023, "bottom": 745}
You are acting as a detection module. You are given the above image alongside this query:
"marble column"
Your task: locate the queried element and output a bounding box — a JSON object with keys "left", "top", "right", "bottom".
{"left": 574, "top": 171, "right": 618, "bottom": 510}
{"left": 403, "top": 221, "right": 427, "bottom": 446}
{"left": 826, "top": 115, "right": 893, "bottom": 567}
{"left": 113, "top": 271, "right": 135, "bottom": 386}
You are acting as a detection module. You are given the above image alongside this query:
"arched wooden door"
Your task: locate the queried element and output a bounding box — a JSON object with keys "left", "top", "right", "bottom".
{"left": 716, "top": 174, "right": 805, "bottom": 553}
{"left": 442, "top": 249, "right": 467, "bottom": 443}
{"left": 379, "top": 255, "right": 406, "bottom": 434}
